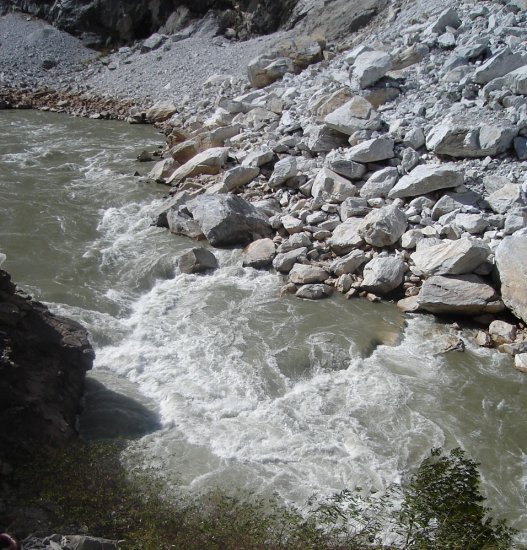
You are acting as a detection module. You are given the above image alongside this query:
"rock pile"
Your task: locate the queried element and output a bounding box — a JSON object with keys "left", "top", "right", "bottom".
{"left": 144, "top": 0, "right": 527, "bottom": 370}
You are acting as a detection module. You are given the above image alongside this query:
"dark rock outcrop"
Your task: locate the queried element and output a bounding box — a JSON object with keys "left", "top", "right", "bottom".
{"left": 0, "top": 0, "right": 300, "bottom": 46}
{"left": 0, "top": 269, "right": 94, "bottom": 469}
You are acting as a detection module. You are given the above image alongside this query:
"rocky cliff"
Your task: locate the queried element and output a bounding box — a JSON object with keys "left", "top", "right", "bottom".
{"left": 0, "top": 0, "right": 299, "bottom": 45}
{"left": 0, "top": 269, "right": 94, "bottom": 471}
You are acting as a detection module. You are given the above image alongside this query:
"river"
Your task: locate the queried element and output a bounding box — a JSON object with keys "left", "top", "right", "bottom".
{"left": 0, "top": 110, "right": 525, "bottom": 540}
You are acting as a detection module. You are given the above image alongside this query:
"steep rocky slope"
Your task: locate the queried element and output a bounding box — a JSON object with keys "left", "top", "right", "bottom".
{"left": 0, "top": 268, "right": 94, "bottom": 471}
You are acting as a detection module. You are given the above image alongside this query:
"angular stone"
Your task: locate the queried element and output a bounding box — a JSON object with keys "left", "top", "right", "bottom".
{"left": 248, "top": 56, "right": 296, "bottom": 88}
{"left": 514, "top": 353, "right": 527, "bottom": 373}
{"left": 242, "top": 147, "right": 274, "bottom": 167}
{"left": 500, "top": 64, "right": 527, "bottom": 95}
{"left": 167, "top": 147, "right": 229, "bottom": 185}
{"left": 273, "top": 247, "right": 308, "bottom": 273}
{"left": 389, "top": 164, "right": 464, "bottom": 199}
{"left": 242, "top": 238, "right": 276, "bottom": 269}
{"left": 487, "top": 184, "right": 523, "bottom": 215}
{"left": 361, "top": 256, "right": 406, "bottom": 295}
{"left": 417, "top": 275, "right": 504, "bottom": 315}
{"left": 269, "top": 156, "right": 298, "bottom": 187}
{"left": 328, "top": 218, "right": 363, "bottom": 254}
{"left": 311, "top": 167, "right": 356, "bottom": 203}
{"left": 169, "top": 140, "right": 199, "bottom": 164}
{"left": 289, "top": 264, "right": 329, "bottom": 284}
{"left": 295, "top": 284, "right": 333, "bottom": 300}
{"left": 281, "top": 215, "right": 304, "bottom": 234}
{"left": 424, "top": 7, "right": 461, "bottom": 35}
{"left": 489, "top": 320, "right": 517, "bottom": 345}
{"left": 426, "top": 121, "right": 518, "bottom": 158}
{"left": 179, "top": 248, "right": 218, "bottom": 274}
{"left": 358, "top": 205, "right": 407, "bottom": 247}
{"left": 473, "top": 48, "right": 526, "bottom": 85}
{"left": 515, "top": 137, "right": 527, "bottom": 161}
{"left": 147, "top": 158, "right": 179, "bottom": 183}
{"left": 453, "top": 213, "right": 488, "bottom": 234}
{"left": 187, "top": 194, "right": 271, "bottom": 246}
{"left": 340, "top": 197, "right": 370, "bottom": 219}
{"left": 360, "top": 167, "right": 399, "bottom": 199}
{"left": 222, "top": 166, "right": 260, "bottom": 192}
{"left": 347, "top": 137, "right": 394, "bottom": 163}
{"left": 431, "top": 191, "right": 482, "bottom": 220}
{"left": 495, "top": 234, "right": 527, "bottom": 323}
{"left": 307, "top": 125, "right": 349, "bottom": 152}
{"left": 352, "top": 50, "right": 392, "bottom": 89}
{"left": 145, "top": 100, "right": 176, "bottom": 123}
{"left": 325, "top": 155, "right": 367, "bottom": 181}
{"left": 411, "top": 238, "right": 490, "bottom": 276}
{"left": 324, "top": 96, "right": 381, "bottom": 136}
{"left": 504, "top": 208, "right": 527, "bottom": 235}
{"left": 330, "top": 250, "right": 367, "bottom": 276}
{"left": 277, "top": 233, "right": 312, "bottom": 253}
{"left": 167, "top": 207, "right": 204, "bottom": 240}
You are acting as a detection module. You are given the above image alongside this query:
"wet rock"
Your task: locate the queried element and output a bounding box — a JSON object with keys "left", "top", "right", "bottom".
{"left": 179, "top": 247, "right": 218, "bottom": 274}
{"left": 295, "top": 283, "right": 333, "bottom": 300}
{"left": 187, "top": 194, "right": 272, "bottom": 246}
{"left": 361, "top": 256, "right": 406, "bottom": 295}
{"left": 417, "top": 275, "right": 504, "bottom": 315}
{"left": 514, "top": 353, "right": 527, "bottom": 373}
{"left": 411, "top": 238, "right": 490, "bottom": 277}
{"left": 388, "top": 164, "right": 464, "bottom": 199}
{"left": 358, "top": 204, "right": 407, "bottom": 247}
{"left": 242, "top": 238, "right": 276, "bottom": 268}
{"left": 167, "top": 206, "right": 205, "bottom": 240}
{"left": 495, "top": 233, "right": 527, "bottom": 323}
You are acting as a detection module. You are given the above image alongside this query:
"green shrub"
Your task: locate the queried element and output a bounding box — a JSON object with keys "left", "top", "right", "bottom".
{"left": 5, "top": 444, "right": 518, "bottom": 549}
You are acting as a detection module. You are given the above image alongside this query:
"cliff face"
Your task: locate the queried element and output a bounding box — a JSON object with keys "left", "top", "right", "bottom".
{"left": 0, "top": 0, "right": 299, "bottom": 45}
{"left": 0, "top": 269, "right": 94, "bottom": 470}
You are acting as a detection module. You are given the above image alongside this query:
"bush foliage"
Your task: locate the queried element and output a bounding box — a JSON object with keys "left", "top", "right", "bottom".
{"left": 5, "top": 443, "right": 517, "bottom": 549}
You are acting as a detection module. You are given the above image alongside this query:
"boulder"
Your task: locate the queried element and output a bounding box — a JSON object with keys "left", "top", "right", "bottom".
{"left": 269, "top": 156, "right": 298, "bottom": 187}
{"left": 324, "top": 96, "right": 381, "bottom": 136}
{"left": 361, "top": 256, "right": 406, "bottom": 295}
{"left": 147, "top": 158, "right": 179, "bottom": 183}
{"left": 242, "top": 238, "right": 276, "bottom": 268}
{"left": 145, "top": 100, "right": 177, "bottom": 123}
{"left": 487, "top": 184, "right": 523, "bottom": 215}
{"left": 328, "top": 218, "right": 363, "bottom": 254}
{"left": 417, "top": 275, "right": 504, "bottom": 315}
{"left": 307, "top": 125, "right": 349, "bottom": 152}
{"left": 499, "top": 64, "right": 527, "bottom": 95}
{"left": 273, "top": 247, "right": 308, "bottom": 273}
{"left": 242, "top": 147, "right": 274, "bottom": 167}
{"left": 248, "top": 56, "right": 295, "bottom": 88}
{"left": 187, "top": 194, "right": 271, "bottom": 246}
{"left": 453, "top": 213, "right": 489, "bottom": 235}
{"left": 431, "top": 191, "right": 482, "bottom": 220}
{"left": 179, "top": 248, "right": 218, "bottom": 274}
{"left": 426, "top": 120, "right": 518, "bottom": 158}
{"left": 141, "top": 32, "right": 166, "bottom": 53}
{"left": 352, "top": 50, "right": 392, "bottom": 89}
{"left": 221, "top": 166, "right": 260, "bottom": 192}
{"left": 311, "top": 167, "right": 356, "bottom": 203}
{"left": 473, "top": 48, "right": 526, "bottom": 85}
{"left": 166, "top": 147, "right": 229, "bottom": 185}
{"left": 411, "top": 238, "right": 490, "bottom": 276}
{"left": 358, "top": 204, "right": 407, "bottom": 247}
{"left": 295, "top": 284, "right": 333, "bottom": 300}
{"left": 167, "top": 207, "right": 204, "bottom": 240}
{"left": 325, "top": 154, "right": 367, "bottom": 181}
{"left": 495, "top": 234, "right": 527, "bottom": 323}
{"left": 388, "top": 164, "right": 464, "bottom": 199}
{"left": 169, "top": 140, "right": 199, "bottom": 164}
{"left": 360, "top": 167, "right": 399, "bottom": 199}
{"left": 489, "top": 320, "right": 517, "bottom": 346}
{"left": 340, "top": 197, "right": 370, "bottom": 219}
{"left": 347, "top": 137, "right": 394, "bottom": 163}
{"left": 330, "top": 249, "right": 367, "bottom": 276}
{"left": 289, "top": 263, "right": 329, "bottom": 284}
{"left": 514, "top": 354, "right": 527, "bottom": 373}
{"left": 282, "top": 215, "right": 304, "bottom": 234}
{"left": 424, "top": 7, "right": 461, "bottom": 34}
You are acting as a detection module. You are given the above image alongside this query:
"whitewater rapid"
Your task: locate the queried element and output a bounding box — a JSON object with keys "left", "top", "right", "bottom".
{"left": 1, "top": 110, "right": 525, "bottom": 539}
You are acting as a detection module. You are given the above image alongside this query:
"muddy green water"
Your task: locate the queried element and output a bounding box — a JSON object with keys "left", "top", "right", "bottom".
{"left": 0, "top": 110, "right": 525, "bottom": 541}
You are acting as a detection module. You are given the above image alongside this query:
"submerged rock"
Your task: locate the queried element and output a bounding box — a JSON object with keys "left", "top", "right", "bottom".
{"left": 179, "top": 248, "right": 218, "bottom": 274}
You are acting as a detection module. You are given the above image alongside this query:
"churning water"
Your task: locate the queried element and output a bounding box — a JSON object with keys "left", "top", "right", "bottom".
{"left": 1, "top": 110, "right": 526, "bottom": 539}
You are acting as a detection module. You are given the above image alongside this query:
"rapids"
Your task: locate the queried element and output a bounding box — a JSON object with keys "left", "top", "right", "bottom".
{"left": 0, "top": 110, "right": 525, "bottom": 539}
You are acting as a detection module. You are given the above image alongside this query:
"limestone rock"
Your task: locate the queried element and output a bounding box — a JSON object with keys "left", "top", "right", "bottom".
{"left": 360, "top": 167, "right": 399, "bottom": 199}
{"left": 453, "top": 213, "right": 488, "bottom": 235}
{"left": 411, "top": 238, "right": 490, "bottom": 276}
{"left": 167, "top": 147, "right": 229, "bottom": 185}
{"left": 330, "top": 249, "right": 367, "bottom": 276}
{"left": 289, "top": 263, "right": 329, "bottom": 284}
{"left": 307, "top": 125, "right": 349, "bottom": 152}
{"left": 328, "top": 218, "right": 363, "bottom": 254}
{"left": 495, "top": 234, "right": 527, "bottom": 323}
{"left": 295, "top": 283, "right": 333, "bottom": 300}
{"left": 358, "top": 204, "right": 407, "bottom": 247}
{"left": 352, "top": 50, "right": 392, "bottom": 89}
{"left": 417, "top": 275, "right": 504, "bottom": 315}
{"left": 362, "top": 256, "right": 406, "bottom": 295}
{"left": 273, "top": 247, "right": 308, "bottom": 273}
{"left": 179, "top": 248, "right": 218, "bottom": 274}
{"left": 324, "top": 96, "right": 381, "bottom": 136}
{"left": 487, "top": 184, "right": 523, "bottom": 215}
{"left": 347, "top": 137, "right": 394, "bottom": 163}
{"left": 145, "top": 100, "right": 177, "bottom": 123}
{"left": 424, "top": 7, "right": 461, "bottom": 35}
{"left": 473, "top": 48, "right": 526, "bottom": 85}
{"left": 269, "top": 156, "right": 297, "bottom": 187}
{"left": 311, "top": 167, "right": 356, "bottom": 203}
{"left": 426, "top": 120, "right": 518, "bottom": 158}
{"left": 340, "top": 197, "right": 370, "bottom": 219}
{"left": 242, "top": 238, "right": 276, "bottom": 268}
{"left": 147, "top": 158, "right": 179, "bottom": 183}
{"left": 325, "top": 154, "right": 367, "bottom": 180}
{"left": 499, "top": 64, "right": 527, "bottom": 95}
{"left": 187, "top": 194, "right": 271, "bottom": 247}
{"left": 388, "top": 164, "right": 464, "bottom": 199}
{"left": 489, "top": 320, "right": 517, "bottom": 346}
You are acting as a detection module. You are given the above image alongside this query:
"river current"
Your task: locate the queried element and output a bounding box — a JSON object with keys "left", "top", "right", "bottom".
{"left": 0, "top": 110, "right": 526, "bottom": 539}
